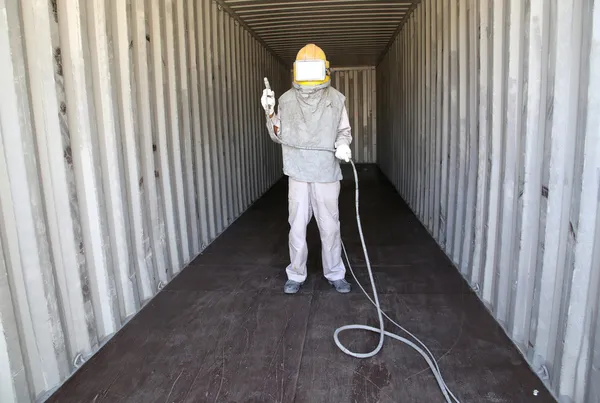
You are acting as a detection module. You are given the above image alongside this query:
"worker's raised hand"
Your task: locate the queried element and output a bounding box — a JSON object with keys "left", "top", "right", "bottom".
{"left": 262, "top": 77, "right": 276, "bottom": 116}
{"left": 261, "top": 88, "right": 275, "bottom": 115}
{"left": 335, "top": 144, "right": 352, "bottom": 163}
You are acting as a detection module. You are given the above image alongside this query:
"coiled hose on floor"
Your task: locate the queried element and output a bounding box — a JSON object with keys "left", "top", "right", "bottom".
{"left": 264, "top": 77, "right": 459, "bottom": 402}
{"left": 339, "top": 159, "right": 460, "bottom": 403}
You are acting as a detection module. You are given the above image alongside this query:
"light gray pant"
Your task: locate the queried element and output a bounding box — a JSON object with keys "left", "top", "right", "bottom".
{"left": 286, "top": 178, "right": 346, "bottom": 283}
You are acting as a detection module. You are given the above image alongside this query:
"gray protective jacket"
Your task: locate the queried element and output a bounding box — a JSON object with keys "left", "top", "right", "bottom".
{"left": 266, "top": 81, "right": 352, "bottom": 183}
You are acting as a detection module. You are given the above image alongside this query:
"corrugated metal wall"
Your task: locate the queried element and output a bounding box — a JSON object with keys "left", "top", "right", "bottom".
{"left": 377, "top": 0, "right": 600, "bottom": 402}
{"left": 0, "top": 1, "right": 287, "bottom": 402}
{"left": 331, "top": 67, "right": 377, "bottom": 163}
{"left": 220, "top": 0, "right": 413, "bottom": 67}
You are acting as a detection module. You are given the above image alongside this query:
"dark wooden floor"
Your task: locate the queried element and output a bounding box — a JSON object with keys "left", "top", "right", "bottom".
{"left": 47, "top": 165, "right": 556, "bottom": 403}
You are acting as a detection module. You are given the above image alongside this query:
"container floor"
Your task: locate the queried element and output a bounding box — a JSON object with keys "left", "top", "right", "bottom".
{"left": 47, "top": 165, "right": 555, "bottom": 403}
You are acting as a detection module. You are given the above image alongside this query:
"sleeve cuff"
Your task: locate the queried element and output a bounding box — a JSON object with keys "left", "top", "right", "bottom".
{"left": 335, "top": 139, "right": 349, "bottom": 148}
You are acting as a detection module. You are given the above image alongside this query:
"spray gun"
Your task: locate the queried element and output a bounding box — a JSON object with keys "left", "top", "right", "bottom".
{"left": 263, "top": 77, "right": 276, "bottom": 119}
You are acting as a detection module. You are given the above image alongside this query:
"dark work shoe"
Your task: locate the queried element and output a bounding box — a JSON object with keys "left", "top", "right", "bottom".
{"left": 329, "top": 279, "right": 351, "bottom": 293}
{"left": 284, "top": 280, "right": 303, "bottom": 294}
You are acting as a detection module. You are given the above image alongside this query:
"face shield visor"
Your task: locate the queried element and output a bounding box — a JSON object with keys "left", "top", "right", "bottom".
{"left": 293, "top": 59, "right": 327, "bottom": 83}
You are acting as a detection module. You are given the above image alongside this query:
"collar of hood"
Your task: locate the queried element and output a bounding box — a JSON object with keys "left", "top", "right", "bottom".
{"left": 292, "top": 80, "right": 331, "bottom": 93}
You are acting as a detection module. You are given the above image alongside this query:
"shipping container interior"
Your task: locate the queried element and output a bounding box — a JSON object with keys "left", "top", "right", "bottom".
{"left": 1, "top": 0, "right": 600, "bottom": 402}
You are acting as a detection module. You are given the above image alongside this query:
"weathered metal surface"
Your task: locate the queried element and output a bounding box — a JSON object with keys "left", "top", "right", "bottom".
{"left": 222, "top": 0, "right": 417, "bottom": 66}
{"left": 377, "top": 0, "right": 600, "bottom": 402}
{"left": 331, "top": 67, "right": 377, "bottom": 163}
{"left": 0, "top": 1, "right": 287, "bottom": 401}
{"left": 2, "top": 0, "right": 600, "bottom": 402}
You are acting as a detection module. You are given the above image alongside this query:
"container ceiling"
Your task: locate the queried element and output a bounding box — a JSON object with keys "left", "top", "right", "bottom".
{"left": 219, "top": 0, "right": 418, "bottom": 67}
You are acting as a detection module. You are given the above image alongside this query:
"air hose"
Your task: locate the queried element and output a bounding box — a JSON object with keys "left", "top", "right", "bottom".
{"left": 264, "top": 78, "right": 459, "bottom": 402}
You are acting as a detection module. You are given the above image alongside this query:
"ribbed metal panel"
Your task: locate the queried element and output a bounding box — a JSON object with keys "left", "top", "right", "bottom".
{"left": 377, "top": 0, "right": 600, "bottom": 402}
{"left": 221, "top": 0, "right": 417, "bottom": 66}
{"left": 0, "top": 1, "right": 287, "bottom": 401}
{"left": 331, "top": 67, "right": 377, "bottom": 163}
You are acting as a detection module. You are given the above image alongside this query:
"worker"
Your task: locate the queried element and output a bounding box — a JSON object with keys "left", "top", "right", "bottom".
{"left": 261, "top": 44, "right": 353, "bottom": 294}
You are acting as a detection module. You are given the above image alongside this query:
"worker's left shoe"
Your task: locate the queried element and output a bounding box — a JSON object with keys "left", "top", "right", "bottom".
{"left": 329, "top": 279, "right": 351, "bottom": 293}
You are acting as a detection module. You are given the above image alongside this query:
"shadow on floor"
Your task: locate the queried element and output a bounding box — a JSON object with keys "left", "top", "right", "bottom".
{"left": 47, "top": 164, "right": 555, "bottom": 403}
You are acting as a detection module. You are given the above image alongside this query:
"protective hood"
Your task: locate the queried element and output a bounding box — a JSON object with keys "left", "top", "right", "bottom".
{"left": 292, "top": 80, "right": 332, "bottom": 114}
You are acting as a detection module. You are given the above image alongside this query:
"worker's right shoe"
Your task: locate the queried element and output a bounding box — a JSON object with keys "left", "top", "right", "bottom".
{"left": 284, "top": 280, "right": 303, "bottom": 294}
{"left": 329, "top": 279, "right": 351, "bottom": 293}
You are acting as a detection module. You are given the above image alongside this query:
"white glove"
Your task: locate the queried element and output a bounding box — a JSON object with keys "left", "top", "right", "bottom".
{"left": 261, "top": 88, "right": 275, "bottom": 115}
{"left": 335, "top": 144, "right": 351, "bottom": 162}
